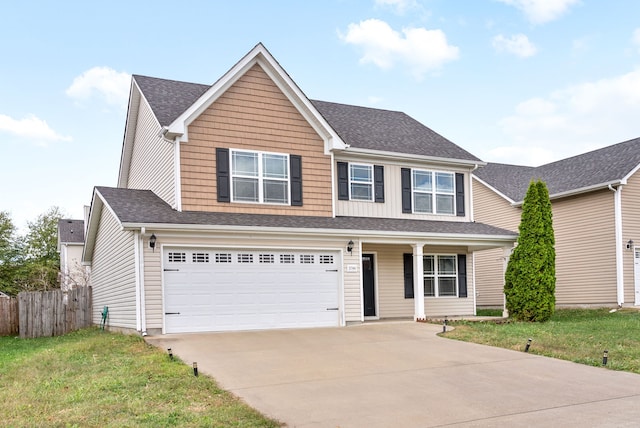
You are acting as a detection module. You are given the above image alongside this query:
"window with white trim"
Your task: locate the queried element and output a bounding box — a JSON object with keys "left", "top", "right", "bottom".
{"left": 231, "top": 150, "right": 289, "bottom": 204}
{"left": 423, "top": 255, "right": 458, "bottom": 297}
{"left": 349, "top": 163, "right": 373, "bottom": 201}
{"left": 412, "top": 170, "right": 454, "bottom": 215}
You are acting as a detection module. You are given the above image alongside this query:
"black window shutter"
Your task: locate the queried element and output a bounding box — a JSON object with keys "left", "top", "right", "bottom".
{"left": 337, "top": 162, "right": 349, "bottom": 200}
{"left": 403, "top": 253, "right": 414, "bottom": 299}
{"left": 374, "top": 165, "right": 385, "bottom": 203}
{"left": 401, "top": 168, "right": 412, "bottom": 213}
{"left": 455, "top": 173, "right": 465, "bottom": 217}
{"left": 458, "top": 254, "right": 467, "bottom": 298}
{"left": 290, "top": 155, "right": 303, "bottom": 206}
{"left": 216, "top": 148, "right": 230, "bottom": 203}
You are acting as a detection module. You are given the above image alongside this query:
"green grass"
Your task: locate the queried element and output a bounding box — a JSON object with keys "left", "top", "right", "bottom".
{"left": 443, "top": 308, "right": 640, "bottom": 373}
{"left": 475, "top": 308, "right": 503, "bottom": 317}
{"left": 0, "top": 328, "right": 280, "bottom": 427}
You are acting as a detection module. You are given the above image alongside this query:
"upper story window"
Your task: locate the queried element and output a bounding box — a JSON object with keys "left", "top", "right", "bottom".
{"left": 349, "top": 164, "right": 373, "bottom": 201}
{"left": 231, "top": 150, "right": 289, "bottom": 204}
{"left": 337, "top": 162, "right": 385, "bottom": 203}
{"left": 402, "top": 168, "right": 464, "bottom": 217}
{"left": 412, "top": 170, "right": 454, "bottom": 215}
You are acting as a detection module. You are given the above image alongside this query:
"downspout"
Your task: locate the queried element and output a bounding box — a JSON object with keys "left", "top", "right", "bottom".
{"left": 133, "top": 231, "right": 142, "bottom": 332}
{"left": 469, "top": 164, "right": 479, "bottom": 222}
{"left": 609, "top": 184, "right": 624, "bottom": 306}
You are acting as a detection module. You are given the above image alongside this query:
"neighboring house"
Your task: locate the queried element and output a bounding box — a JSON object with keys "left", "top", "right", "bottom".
{"left": 82, "top": 43, "right": 516, "bottom": 335}
{"left": 57, "top": 219, "right": 87, "bottom": 291}
{"left": 473, "top": 137, "right": 640, "bottom": 309}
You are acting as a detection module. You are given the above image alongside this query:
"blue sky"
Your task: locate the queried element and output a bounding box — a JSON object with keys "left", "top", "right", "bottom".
{"left": 2, "top": 0, "right": 640, "bottom": 229}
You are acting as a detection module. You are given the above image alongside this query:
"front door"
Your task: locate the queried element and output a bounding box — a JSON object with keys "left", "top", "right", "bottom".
{"left": 362, "top": 254, "right": 376, "bottom": 316}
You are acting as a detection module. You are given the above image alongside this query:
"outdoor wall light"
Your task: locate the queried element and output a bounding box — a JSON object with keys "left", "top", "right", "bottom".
{"left": 347, "top": 240, "right": 354, "bottom": 254}
{"left": 626, "top": 239, "right": 634, "bottom": 250}
{"left": 149, "top": 234, "right": 157, "bottom": 252}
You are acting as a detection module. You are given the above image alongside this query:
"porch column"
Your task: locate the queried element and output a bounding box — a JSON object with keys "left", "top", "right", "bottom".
{"left": 502, "top": 245, "right": 512, "bottom": 318}
{"left": 412, "top": 244, "right": 425, "bottom": 320}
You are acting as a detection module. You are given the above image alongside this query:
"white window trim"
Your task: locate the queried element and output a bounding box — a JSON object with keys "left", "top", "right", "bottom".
{"left": 230, "top": 149, "right": 290, "bottom": 205}
{"left": 349, "top": 162, "right": 374, "bottom": 202}
{"left": 423, "top": 254, "right": 458, "bottom": 298}
{"left": 411, "top": 169, "right": 455, "bottom": 215}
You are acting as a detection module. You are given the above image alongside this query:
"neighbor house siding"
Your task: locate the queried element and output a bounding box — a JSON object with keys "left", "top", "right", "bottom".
{"left": 126, "top": 98, "right": 175, "bottom": 207}
{"left": 141, "top": 232, "right": 358, "bottom": 329}
{"left": 337, "top": 162, "right": 471, "bottom": 222}
{"left": 363, "top": 244, "right": 474, "bottom": 318}
{"left": 553, "top": 190, "right": 617, "bottom": 305}
{"left": 90, "top": 205, "right": 137, "bottom": 329}
{"left": 621, "top": 170, "right": 640, "bottom": 305}
{"left": 472, "top": 178, "right": 520, "bottom": 307}
{"left": 180, "top": 64, "right": 332, "bottom": 216}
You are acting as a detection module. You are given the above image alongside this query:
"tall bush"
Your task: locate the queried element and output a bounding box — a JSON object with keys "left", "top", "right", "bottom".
{"left": 504, "top": 180, "right": 556, "bottom": 321}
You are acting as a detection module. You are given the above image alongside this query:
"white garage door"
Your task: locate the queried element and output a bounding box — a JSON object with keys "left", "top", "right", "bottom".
{"left": 163, "top": 248, "right": 341, "bottom": 333}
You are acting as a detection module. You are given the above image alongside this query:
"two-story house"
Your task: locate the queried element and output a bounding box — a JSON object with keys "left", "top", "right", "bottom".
{"left": 82, "top": 44, "right": 516, "bottom": 335}
{"left": 473, "top": 137, "right": 640, "bottom": 310}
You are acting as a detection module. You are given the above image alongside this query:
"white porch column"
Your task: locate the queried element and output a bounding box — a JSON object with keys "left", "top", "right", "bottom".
{"left": 502, "top": 245, "right": 512, "bottom": 318}
{"left": 412, "top": 244, "right": 425, "bottom": 320}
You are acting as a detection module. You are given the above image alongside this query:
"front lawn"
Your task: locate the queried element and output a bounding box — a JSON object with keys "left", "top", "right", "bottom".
{"left": 0, "top": 328, "right": 280, "bottom": 427}
{"left": 443, "top": 308, "right": 640, "bottom": 374}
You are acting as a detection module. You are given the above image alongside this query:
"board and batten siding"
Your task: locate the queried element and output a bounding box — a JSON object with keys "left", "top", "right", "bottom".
{"left": 180, "top": 64, "right": 333, "bottom": 217}
{"left": 553, "top": 190, "right": 617, "bottom": 305}
{"left": 620, "top": 171, "right": 640, "bottom": 304}
{"left": 336, "top": 163, "right": 471, "bottom": 222}
{"left": 472, "top": 178, "right": 520, "bottom": 307}
{"left": 89, "top": 205, "right": 137, "bottom": 329}
{"left": 142, "top": 233, "right": 360, "bottom": 329}
{"left": 363, "top": 244, "right": 475, "bottom": 318}
{"left": 126, "top": 97, "right": 175, "bottom": 207}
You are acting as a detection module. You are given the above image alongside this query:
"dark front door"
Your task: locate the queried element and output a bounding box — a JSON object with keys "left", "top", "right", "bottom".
{"left": 362, "top": 254, "right": 376, "bottom": 316}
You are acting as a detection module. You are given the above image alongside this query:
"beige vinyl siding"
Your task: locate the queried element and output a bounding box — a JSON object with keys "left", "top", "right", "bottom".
{"left": 126, "top": 98, "right": 175, "bottom": 206}
{"left": 363, "top": 244, "right": 474, "bottom": 318}
{"left": 553, "top": 190, "right": 617, "bottom": 305}
{"left": 180, "top": 64, "right": 332, "bottom": 217}
{"left": 141, "top": 232, "right": 360, "bottom": 329}
{"left": 620, "top": 171, "right": 640, "bottom": 304}
{"left": 472, "top": 179, "right": 520, "bottom": 307}
{"left": 89, "top": 205, "right": 136, "bottom": 329}
{"left": 337, "top": 162, "right": 471, "bottom": 222}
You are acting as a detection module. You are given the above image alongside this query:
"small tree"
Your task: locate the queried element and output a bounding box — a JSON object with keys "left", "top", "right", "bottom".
{"left": 504, "top": 180, "right": 556, "bottom": 321}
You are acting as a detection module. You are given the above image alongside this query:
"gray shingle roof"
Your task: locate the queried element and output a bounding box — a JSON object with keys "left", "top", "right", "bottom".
{"left": 96, "top": 187, "right": 516, "bottom": 238}
{"left": 58, "top": 219, "right": 85, "bottom": 243}
{"left": 132, "top": 75, "right": 481, "bottom": 162}
{"left": 474, "top": 137, "right": 640, "bottom": 202}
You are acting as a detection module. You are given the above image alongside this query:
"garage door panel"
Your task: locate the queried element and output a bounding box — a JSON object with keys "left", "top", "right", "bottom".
{"left": 164, "top": 248, "right": 340, "bottom": 333}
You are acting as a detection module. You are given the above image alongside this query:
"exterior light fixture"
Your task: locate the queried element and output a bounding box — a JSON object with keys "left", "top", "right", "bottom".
{"left": 347, "top": 240, "right": 354, "bottom": 253}
{"left": 626, "top": 239, "right": 634, "bottom": 250}
{"left": 149, "top": 234, "right": 157, "bottom": 252}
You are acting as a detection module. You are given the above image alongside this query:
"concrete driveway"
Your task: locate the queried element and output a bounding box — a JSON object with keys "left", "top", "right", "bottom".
{"left": 146, "top": 322, "right": 640, "bottom": 427}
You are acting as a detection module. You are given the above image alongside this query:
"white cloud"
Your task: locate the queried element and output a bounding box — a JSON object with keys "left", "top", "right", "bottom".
{"left": 492, "top": 34, "right": 537, "bottom": 57}
{"left": 339, "top": 19, "right": 459, "bottom": 79}
{"left": 489, "top": 69, "right": 640, "bottom": 166}
{"left": 633, "top": 28, "right": 640, "bottom": 52}
{"left": 66, "top": 66, "right": 131, "bottom": 108}
{"left": 0, "top": 114, "right": 72, "bottom": 145}
{"left": 374, "top": 0, "right": 419, "bottom": 14}
{"left": 497, "top": 0, "right": 580, "bottom": 24}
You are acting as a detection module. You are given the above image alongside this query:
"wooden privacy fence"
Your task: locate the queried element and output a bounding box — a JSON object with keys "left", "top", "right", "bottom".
{"left": 17, "top": 287, "right": 92, "bottom": 338}
{"left": 0, "top": 297, "right": 19, "bottom": 336}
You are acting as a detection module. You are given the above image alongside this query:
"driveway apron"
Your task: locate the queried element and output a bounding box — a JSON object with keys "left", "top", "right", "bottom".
{"left": 146, "top": 322, "right": 640, "bottom": 427}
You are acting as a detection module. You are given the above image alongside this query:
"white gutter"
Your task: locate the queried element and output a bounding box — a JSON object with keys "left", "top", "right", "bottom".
{"left": 512, "top": 180, "right": 623, "bottom": 207}
{"left": 609, "top": 184, "right": 625, "bottom": 306}
{"left": 342, "top": 147, "right": 486, "bottom": 168}
{"left": 133, "top": 231, "right": 142, "bottom": 332}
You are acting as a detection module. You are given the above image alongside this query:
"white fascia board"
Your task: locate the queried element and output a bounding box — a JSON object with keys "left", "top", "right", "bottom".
{"left": 510, "top": 179, "right": 623, "bottom": 207}
{"left": 166, "top": 44, "right": 347, "bottom": 153}
{"left": 621, "top": 162, "right": 640, "bottom": 184}
{"left": 82, "top": 188, "right": 126, "bottom": 263}
{"left": 471, "top": 175, "right": 516, "bottom": 205}
{"left": 120, "top": 222, "right": 517, "bottom": 245}
{"left": 340, "top": 147, "right": 485, "bottom": 169}
{"left": 117, "top": 81, "right": 141, "bottom": 188}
